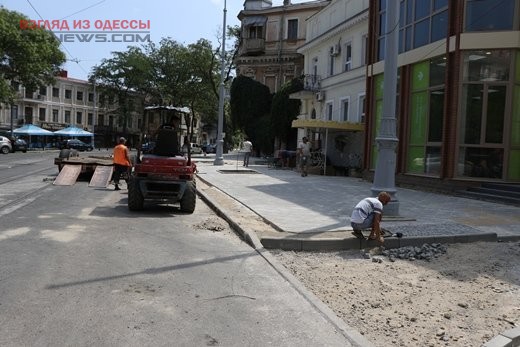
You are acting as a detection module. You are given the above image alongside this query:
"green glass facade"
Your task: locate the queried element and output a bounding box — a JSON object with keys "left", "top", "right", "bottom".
{"left": 369, "top": 1, "right": 520, "bottom": 183}
{"left": 405, "top": 59, "right": 444, "bottom": 175}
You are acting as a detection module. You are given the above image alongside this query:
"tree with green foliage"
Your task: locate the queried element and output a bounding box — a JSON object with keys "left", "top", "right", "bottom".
{"left": 230, "top": 75, "right": 272, "bottom": 155}
{"left": 145, "top": 38, "right": 220, "bottom": 142}
{"left": 91, "top": 47, "right": 151, "bottom": 134}
{"left": 270, "top": 78, "right": 303, "bottom": 147}
{"left": 0, "top": 8, "right": 65, "bottom": 105}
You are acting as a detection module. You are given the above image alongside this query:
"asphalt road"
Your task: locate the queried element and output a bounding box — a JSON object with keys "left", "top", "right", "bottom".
{"left": 0, "top": 152, "right": 354, "bottom": 346}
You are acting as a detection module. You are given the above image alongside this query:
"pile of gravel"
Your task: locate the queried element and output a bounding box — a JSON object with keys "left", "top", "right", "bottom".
{"left": 366, "top": 243, "right": 448, "bottom": 262}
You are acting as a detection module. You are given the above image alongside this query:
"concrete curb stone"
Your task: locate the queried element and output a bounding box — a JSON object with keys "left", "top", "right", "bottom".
{"left": 483, "top": 327, "right": 520, "bottom": 347}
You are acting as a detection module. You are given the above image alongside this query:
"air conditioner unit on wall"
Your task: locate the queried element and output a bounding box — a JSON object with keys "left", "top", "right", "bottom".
{"left": 316, "top": 91, "right": 324, "bottom": 101}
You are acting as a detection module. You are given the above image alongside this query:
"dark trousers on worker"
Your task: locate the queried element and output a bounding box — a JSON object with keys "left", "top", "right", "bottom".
{"left": 113, "top": 164, "right": 129, "bottom": 185}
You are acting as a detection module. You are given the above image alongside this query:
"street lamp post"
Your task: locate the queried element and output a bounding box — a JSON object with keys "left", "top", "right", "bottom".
{"left": 370, "top": 0, "right": 400, "bottom": 216}
{"left": 213, "top": 0, "right": 227, "bottom": 166}
{"left": 92, "top": 78, "right": 96, "bottom": 149}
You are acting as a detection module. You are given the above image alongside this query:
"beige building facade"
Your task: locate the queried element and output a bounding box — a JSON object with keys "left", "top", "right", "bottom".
{"left": 235, "top": 0, "right": 330, "bottom": 93}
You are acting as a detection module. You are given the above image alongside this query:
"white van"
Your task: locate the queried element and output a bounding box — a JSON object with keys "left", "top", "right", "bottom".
{"left": 190, "top": 143, "right": 203, "bottom": 154}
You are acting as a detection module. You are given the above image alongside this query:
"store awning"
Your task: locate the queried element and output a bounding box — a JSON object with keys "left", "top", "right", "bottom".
{"left": 54, "top": 126, "right": 93, "bottom": 137}
{"left": 242, "top": 16, "right": 267, "bottom": 26}
{"left": 144, "top": 105, "right": 190, "bottom": 114}
{"left": 13, "top": 124, "right": 55, "bottom": 136}
{"left": 291, "top": 119, "right": 364, "bottom": 131}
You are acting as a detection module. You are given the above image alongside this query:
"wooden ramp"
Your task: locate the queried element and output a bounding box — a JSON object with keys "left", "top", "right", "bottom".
{"left": 89, "top": 165, "right": 113, "bottom": 188}
{"left": 53, "top": 165, "right": 82, "bottom": 186}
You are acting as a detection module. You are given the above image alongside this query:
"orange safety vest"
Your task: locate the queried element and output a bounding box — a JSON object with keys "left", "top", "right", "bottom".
{"left": 113, "top": 144, "right": 131, "bottom": 166}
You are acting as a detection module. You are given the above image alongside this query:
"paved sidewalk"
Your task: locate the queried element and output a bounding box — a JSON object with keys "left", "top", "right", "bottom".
{"left": 195, "top": 153, "right": 520, "bottom": 250}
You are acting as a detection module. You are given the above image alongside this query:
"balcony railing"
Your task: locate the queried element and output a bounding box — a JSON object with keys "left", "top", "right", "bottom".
{"left": 240, "top": 38, "right": 265, "bottom": 55}
{"left": 302, "top": 74, "right": 322, "bottom": 92}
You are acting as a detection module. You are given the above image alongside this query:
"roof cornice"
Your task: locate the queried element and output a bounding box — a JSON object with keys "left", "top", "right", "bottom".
{"left": 298, "top": 9, "right": 369, "bottom": 53}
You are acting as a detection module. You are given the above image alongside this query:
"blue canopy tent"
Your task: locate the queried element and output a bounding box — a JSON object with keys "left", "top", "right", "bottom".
{"left": 54, "top": 126, "right": 94, "bottom": 147}
{"left": 13, "top": 124, "right": 55, "bottom": 149}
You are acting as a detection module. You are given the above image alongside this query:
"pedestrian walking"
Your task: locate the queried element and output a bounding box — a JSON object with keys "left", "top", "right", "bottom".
{"left": 298, "top": 137, "right": 312, "bottom": 176}
{"left": 242, "top": 137, "right": 253, "bottom": 167}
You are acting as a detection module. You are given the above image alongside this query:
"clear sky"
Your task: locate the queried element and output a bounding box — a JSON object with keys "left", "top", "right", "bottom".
{"left": 1, "top": 0, "right": 310, "bottom": 81}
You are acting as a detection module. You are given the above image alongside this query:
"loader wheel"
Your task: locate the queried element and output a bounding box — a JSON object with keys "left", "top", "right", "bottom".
{"left": 180, "top": 181, "right": 196, "bottom": 213}
{"left": 128, "top": 178, "right": 144, "bottom": 211}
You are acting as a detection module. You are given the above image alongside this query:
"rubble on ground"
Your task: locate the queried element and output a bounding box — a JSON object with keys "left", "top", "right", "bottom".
{"left": 364, "top": 243, "right": 448, "bottom": 262}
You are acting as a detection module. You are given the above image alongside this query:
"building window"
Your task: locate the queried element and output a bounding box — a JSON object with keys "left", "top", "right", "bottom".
{"left": 378, "top": 0, "right": 449, "bottom": 59}
{"left": 52, "top": 109, "right": 58, "bottom": 122}
{"left": 248, "top": 26, "right": 263, "bottom": 39}
{"left": 465, "top": 0, "right": 516, "bottom": 32}
{"left": 431, "top": 10, "right": 448, "bottom": 42}
{"left": 24, "top": 106, "right": 33, "bottom": 123}
{"left": 329, "top": 47, "right": 335, "bottom": 76}
{"left": 406, "top": 57, "right": 446, "bottom": 176}
{"left": 457, "top": 50, "right": 510, "bottom": 179}
{"left": 11, "top": 105, "right": 18, "bottom": 119}
{"left": 98, "top": 114, "right": 104, "bottom": 126}
{"left": 341, "top": 98, "right": 350, "bottom": 121}
{"left": 76, "top": 111, "right": 82, "bottom": 124}
{"left": 52, "top": 87, "right": 59, "bottom": 97}
{"left": 344, "top": 42, "right": 352, "bottom": 71}
{"left": 361, "top": 35, "right": 368, "bottom": 66}
{"left": 327, "top": 102, "right": 333, "bottom": 121}
{"left": 265, "top": 76, "right": 276, "bottom": 92}
{"left": 77, "top": 91, "right": 83, "bottom": 101}
{"left": 88, "top": 93, "right": 94, "bottom": 102}
{"left": 65, "top": 110, "right": 71, "bottom": 123}
{"left": 39, "top": 108, "right": 46, "bottom": 121}
{"left": 287, "top": 19, "right": 298, "bottom": 40}
{"left": 25, "top": 89, "right": 34, "bottom": 98}
{"left": 312, "top": 57, "right": 319, "bottom": 88}
{"left": 358, "top": 94, "right": 366, "bottom": 123}
{"left": 109, "top": 116, "right": 114, "bottom": 127}
{"left": 39, "top": 86, "right": 47, "bottom": 96}
{"left": 65, "top": 89, "right": 72, "bottom": 99}
{"left": 87, "top": 113, "right": 93, "bottom": 125}
{"left": 462, "top": 50, "right": 510, "bottom": 82}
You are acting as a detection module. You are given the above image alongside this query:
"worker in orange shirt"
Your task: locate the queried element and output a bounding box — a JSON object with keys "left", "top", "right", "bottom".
{"left": 113, "top": 137, "right": 132, "bottom": 191}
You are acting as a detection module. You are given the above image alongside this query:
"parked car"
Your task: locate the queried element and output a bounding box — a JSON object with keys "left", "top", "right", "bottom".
{"left": 141, "top": 141, "right": 156, "bottom": 153}
{"left": 202, "top": 143, "right": 216, "bottom": 154}
{"left": 12, "top": 138, "right": 27, "bottom": 153}
{"left": 0, "top": 136, "right": 12, "bottom": 154}
{"left": 0, "top": 131, "right": 27, "bottom": 153}
{"left": 190, "top": 143, "right": 203, "bottom": 154}
{"left": 60, "top": 139, "right": 93, "bottom": 151}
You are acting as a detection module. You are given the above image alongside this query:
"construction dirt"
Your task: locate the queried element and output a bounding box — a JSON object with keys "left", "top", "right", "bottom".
{"left": 272, "top": 241, "right": 520, "bottom": 347}
{"left": 196, "top": 179, "right": 520, "bottom": 347}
